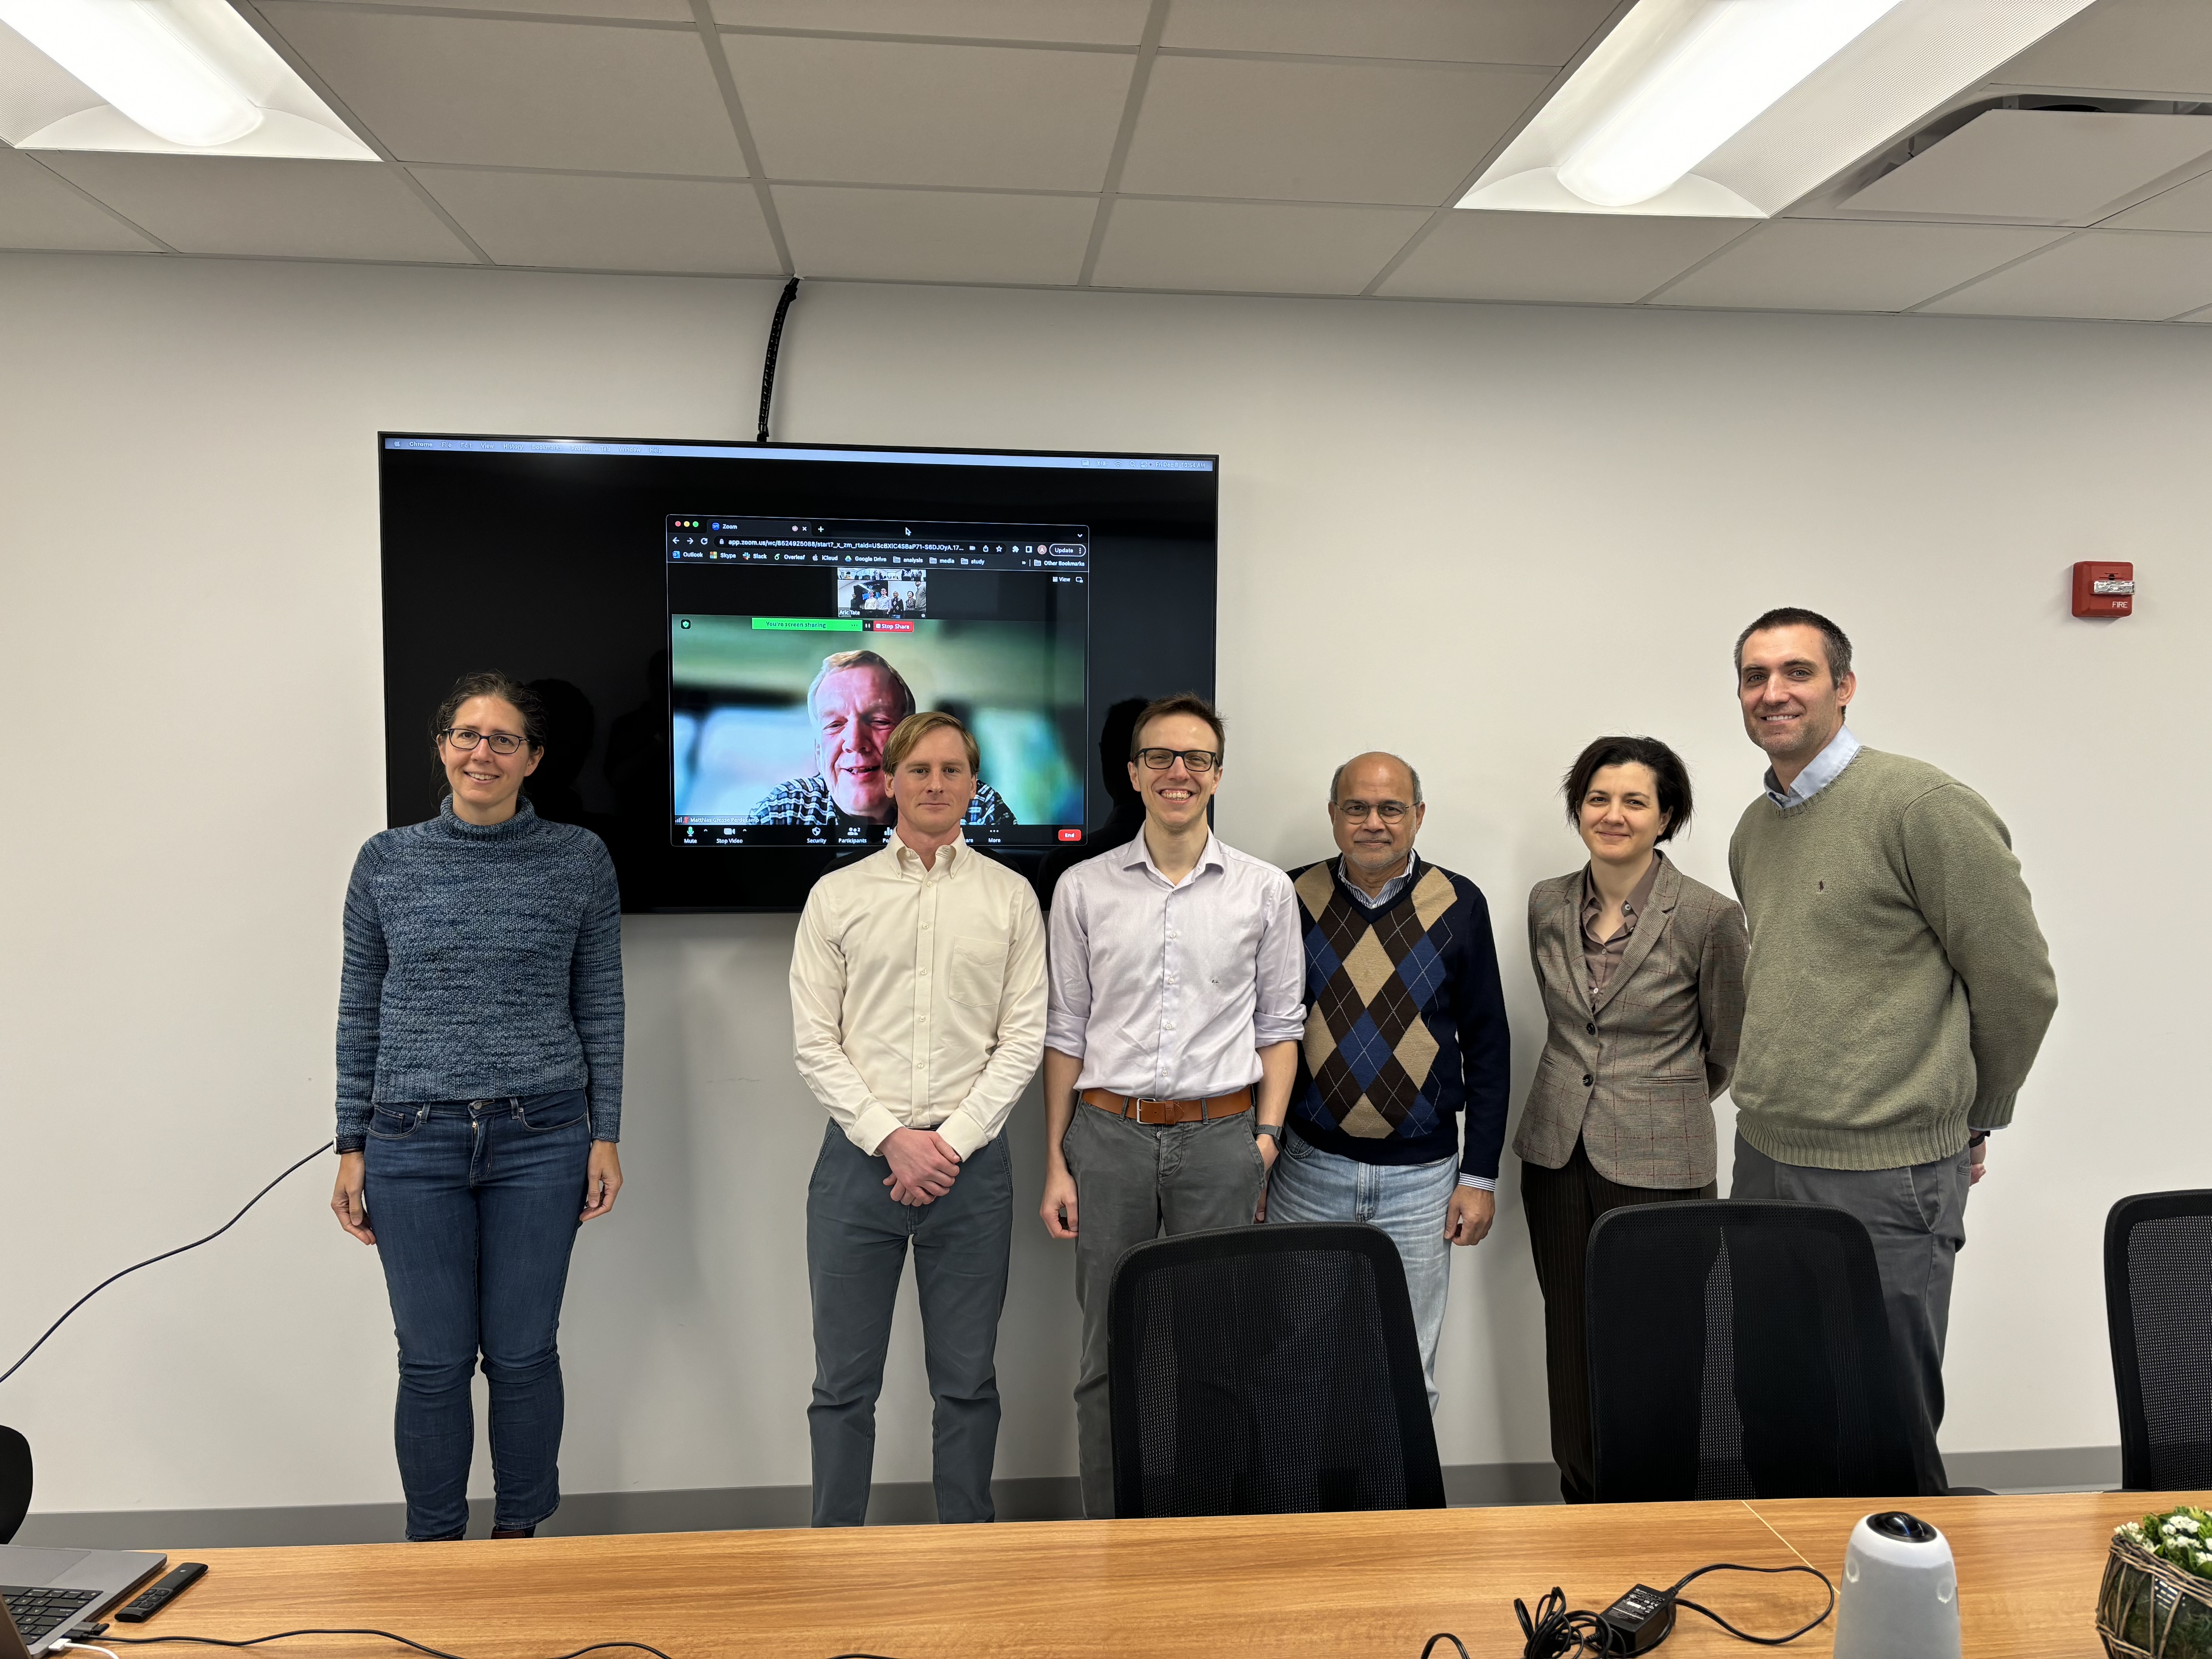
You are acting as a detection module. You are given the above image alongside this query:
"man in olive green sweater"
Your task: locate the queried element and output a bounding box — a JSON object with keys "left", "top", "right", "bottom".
{"left": 1728, "top": 607, "right": 2057, "bottom": 1496}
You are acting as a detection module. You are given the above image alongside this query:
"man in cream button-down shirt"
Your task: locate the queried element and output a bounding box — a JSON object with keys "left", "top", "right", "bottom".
{"left": 790, "top": 712, "right": 1046, "bottom": 1527}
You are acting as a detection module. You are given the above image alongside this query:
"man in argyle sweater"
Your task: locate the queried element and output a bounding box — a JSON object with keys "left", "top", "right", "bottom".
{"left": 1269, "top": 751, "right": 1510, "bottom": 1411}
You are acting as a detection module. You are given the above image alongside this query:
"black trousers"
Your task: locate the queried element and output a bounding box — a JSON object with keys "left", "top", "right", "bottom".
{"left": 1521, "top": 1138, "right": 1714, "bottom": 1504}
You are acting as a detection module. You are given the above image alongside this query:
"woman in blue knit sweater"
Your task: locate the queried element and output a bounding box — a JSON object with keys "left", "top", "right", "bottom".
{"left": 329, "top": 671, "right": 625, "bottom": 1542}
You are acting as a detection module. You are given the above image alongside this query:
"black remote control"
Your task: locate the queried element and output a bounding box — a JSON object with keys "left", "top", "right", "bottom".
{"left": 116, "top": 1565, "right": 206, "bottom": 1623}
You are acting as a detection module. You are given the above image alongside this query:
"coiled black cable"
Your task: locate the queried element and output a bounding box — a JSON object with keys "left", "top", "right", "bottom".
{"left": 756, "top": 276, "right": 801, "bottom": 443}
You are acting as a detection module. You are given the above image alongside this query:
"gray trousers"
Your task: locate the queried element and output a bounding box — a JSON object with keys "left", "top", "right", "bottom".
{"left": 805, "top": 1121, "right": 1013, "bottom": 1527}
{"left": 1729, "top": 1130, "right": 1970, "bottom": 1496}
{"left": 1063, "top": 1103, "right": 1268, "bottom": 1518}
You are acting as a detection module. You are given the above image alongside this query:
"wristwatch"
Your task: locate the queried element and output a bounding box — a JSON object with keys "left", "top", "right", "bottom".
{"left": 1253, "top": 1122, "right": 1283, "bottom": 1144}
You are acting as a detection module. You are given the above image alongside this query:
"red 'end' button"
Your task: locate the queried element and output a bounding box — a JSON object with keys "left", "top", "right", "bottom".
{"left": 1057, "top": 828, "right": 1083, "bottom": 842}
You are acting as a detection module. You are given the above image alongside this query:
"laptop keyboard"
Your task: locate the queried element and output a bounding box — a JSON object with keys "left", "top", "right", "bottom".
{"left": 4, "top": 1586, "right": 100, "bottom": 1645}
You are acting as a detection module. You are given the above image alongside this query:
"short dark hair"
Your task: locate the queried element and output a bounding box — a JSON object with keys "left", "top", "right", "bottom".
{"left": 1562, "top": 735, "right": 1694, "bottom": 844}
{"left": 1735, "top": 607, "right": 1853, "bottom": 683}
{"left": 1132, "top": 693, "right": 1225, "bottom": 762}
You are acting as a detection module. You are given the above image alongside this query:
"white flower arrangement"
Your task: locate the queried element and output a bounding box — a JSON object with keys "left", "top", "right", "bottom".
{"left": 2117, "top": 1505, "right": 2212, "bottom": 1583}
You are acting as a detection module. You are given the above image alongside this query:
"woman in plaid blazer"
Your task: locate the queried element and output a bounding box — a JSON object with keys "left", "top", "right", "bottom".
{"left": 1514, "top": 735, "right": 1747, "bottom": 1504}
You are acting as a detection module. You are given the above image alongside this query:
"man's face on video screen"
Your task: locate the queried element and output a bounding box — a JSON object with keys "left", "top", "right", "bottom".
{"left": 813, "top": 665, "right": 908, "bottom": 821}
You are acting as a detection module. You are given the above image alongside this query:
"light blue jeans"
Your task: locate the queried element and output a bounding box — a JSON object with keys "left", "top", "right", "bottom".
{"left": 1267, "top": 1133, "right": 1460, "bottom": 1413}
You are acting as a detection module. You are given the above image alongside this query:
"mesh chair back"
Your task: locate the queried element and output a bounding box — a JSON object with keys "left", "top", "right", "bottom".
{"left": 2106, "top": 1190, "right": 2212, "bottom": 1491}
{"left": 1108, "top": 1223, "right": 1444, "bottom": 1518}
{"left": 1586, "top": 1201, "right": 1919, "bottom": 1502}
{"left": 0, "top": 1426, "right": 28, "bottom": 1544}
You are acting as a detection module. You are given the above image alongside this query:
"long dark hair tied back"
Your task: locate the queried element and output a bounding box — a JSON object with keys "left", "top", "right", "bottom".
{"left": 429, "top": 670, "right": 548, "bottom": 799}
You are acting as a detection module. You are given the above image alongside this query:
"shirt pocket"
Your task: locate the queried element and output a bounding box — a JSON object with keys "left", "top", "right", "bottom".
{"left": 947, "top": 935, "right": 1009, "bottom": 1008}
{"left": 1195, "top": 905, "right": 1268, "bottom": 995}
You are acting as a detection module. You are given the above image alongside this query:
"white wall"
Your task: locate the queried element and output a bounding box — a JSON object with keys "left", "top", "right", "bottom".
{"left": 2, "top": 252, "right": 2203, "bottom": 1518}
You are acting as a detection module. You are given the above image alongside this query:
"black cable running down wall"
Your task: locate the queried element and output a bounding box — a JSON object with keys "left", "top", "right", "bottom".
{"left": 756, "top": 276, "right": 801, "bottom": 443}
{"left": 0, "top": 1141, "right": 334, "bottom": 1386}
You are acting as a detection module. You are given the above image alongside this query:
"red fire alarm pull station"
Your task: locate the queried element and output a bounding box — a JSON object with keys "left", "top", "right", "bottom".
{"left": 2073, "top": 561, "right": 2134, "bottom": 618}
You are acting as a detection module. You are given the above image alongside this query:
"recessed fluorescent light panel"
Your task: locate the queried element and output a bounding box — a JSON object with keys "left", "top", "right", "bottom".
{"left": 0, "top": 0, "right": 374, "bottom": 158}
{"left": 1459, "top": 0, "right": 2101, "bottom": 218}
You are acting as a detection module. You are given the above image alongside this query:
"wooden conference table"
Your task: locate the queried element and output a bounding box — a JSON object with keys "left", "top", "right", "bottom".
{"left": 129, "top": 1491, "right": 2195, "bottom": 1659}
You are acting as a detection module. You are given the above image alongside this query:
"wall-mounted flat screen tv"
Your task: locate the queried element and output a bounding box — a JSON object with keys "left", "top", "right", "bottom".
{"left": 379, "top": 434, "right": 1218, "bottom": 911}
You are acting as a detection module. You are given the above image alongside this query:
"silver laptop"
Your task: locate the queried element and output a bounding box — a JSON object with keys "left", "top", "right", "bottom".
{"left": 0, "top": 1547, "right": 167, "bottom": 1659}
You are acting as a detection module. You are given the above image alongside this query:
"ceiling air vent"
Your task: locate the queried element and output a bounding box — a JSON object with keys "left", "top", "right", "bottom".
{"left": 1841, "top": 106, "right": 2212, "bottom": 223}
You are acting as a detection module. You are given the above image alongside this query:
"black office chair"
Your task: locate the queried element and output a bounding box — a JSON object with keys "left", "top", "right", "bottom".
{"left": 1585, "top": 1201, "right": 1923, "bottom": 1503}
{"left": 1108, "top": 1222, "right": 1444, "bottom": 1518}
{"left": 0, "top": 1426, "right": 29, "bottom": 1544}
{"left": 2105, "top": 1190, "right": 2212, "bottom": 1491}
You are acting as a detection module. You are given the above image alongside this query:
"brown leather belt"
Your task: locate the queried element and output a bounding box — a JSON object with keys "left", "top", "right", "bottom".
{"left": 1080, "top": 1086, "right": 1253, "bottom": 1126}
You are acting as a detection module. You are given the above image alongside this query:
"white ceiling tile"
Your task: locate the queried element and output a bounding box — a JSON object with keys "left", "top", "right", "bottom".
{"left": 1377, "top": 211, "right": 1746, "bottom": 304}
{"left": 260, "top": 7, "right": 747, "bottom": 174}
{"left": 1118, "top": 55, "right": 1547, "bottom": 205}
{"left": 1918, "top": 229, "right": 2212, "bottom": 319}
{"left": 414, "top": 168, "right": 778, "bottom": 271}
{"left": 773, "top": 184, "right": 1092, "bottom": 282}
{"left": 2102, "top": 167, "right": 2212, "bottom": 228}
{"left": 728, "top": 35, "right": 1130, "bottom": 190}
{"left": 1159, "top": 0, "right": 1616, "bottom": 67}
{"left": 320, "top": 0, "right": 694, "bottom": 17}
{"left": 1994, "top": 0, "right": 2212, "bottom": 97}
{"left": 38, "top": 154, "right": 474, "bottom": 259}
{"left": 1653, "top": 220, "right": 2069, "bottom": 312}
{"left": 0, "top": 146, "right": 158, "bottom": 249}
{"left": 1092, "top": 198, "right": 1427, "bottom": 294}
{"left": 710, "top": 0, "right": 1149, "bottom": 45}
{"left": 1841, "top": 110, "right": 2212, "bottom": 223}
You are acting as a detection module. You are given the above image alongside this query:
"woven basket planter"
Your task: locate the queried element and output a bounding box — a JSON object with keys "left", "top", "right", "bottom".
{"left": 2100, "top": 1533, "right": 2212, "bottom": 1659}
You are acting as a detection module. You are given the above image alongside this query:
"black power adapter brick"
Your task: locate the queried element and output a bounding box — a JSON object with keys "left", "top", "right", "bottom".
{"left": 1506, "top": 1561, "right": 1834, "bottom": 1659}
{"left": 1597, "top": 1585, "right": 1676, "bottom": 1654}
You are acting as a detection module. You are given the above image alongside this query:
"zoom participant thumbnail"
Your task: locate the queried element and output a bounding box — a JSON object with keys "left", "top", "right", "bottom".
{"left": 666, "top": 515, "right": 1090, "bottom": 849}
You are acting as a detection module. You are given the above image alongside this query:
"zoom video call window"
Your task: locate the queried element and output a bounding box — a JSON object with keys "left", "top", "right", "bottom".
{"left": 668, "top": 516, "right": 1089, "bottom": 849}
{"left": 379, "top": 434, "right": 1215, "bottom": 911}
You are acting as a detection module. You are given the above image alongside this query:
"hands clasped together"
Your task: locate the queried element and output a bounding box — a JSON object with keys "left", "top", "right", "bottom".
{"left": 881, "top": 1125, "right": 963, "bottom": 1205}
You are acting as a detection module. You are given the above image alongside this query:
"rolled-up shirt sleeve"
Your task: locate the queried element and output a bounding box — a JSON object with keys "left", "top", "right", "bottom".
{"left": 1253, "top": 873, "right": 1307, "bottom": 1048}
{"left": 790, "top": 887, "right": 906, "bottom": 1154}
{"left": 1045, "top": 875, "right": 1093, "bottom": 1059}
{"left": 937, "top": 885, "right": 1048, "bottom": 1158}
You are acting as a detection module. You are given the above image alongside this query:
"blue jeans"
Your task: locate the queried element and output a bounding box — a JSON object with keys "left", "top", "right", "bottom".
{"left": 363, "top": 1091, "right": 591, "bottom": 1540}
{"left": 1267, "top": 1133, "right": 1459, "bottom": 1413}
